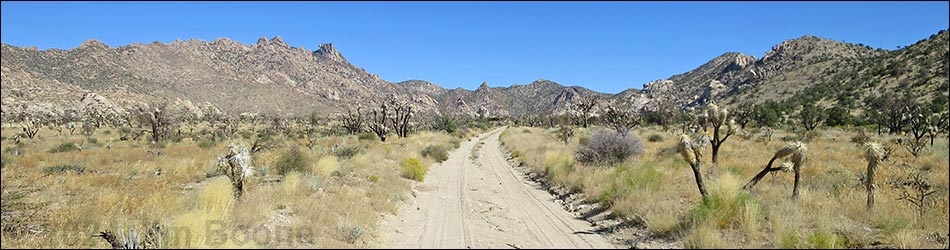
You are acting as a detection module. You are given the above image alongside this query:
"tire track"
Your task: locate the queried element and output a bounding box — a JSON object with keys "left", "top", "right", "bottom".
{"left": 378, "top": 128, "right": 615, "bottom": 249}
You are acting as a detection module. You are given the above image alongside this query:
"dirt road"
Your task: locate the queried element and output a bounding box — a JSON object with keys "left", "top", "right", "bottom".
{"left": 377, "top": 128, "right": 616, "bottom": 249}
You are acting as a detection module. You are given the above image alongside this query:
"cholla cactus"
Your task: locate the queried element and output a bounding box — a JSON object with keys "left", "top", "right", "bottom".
{"left": 218, "top": 144, "right": 254, "bottom": 198}
{"left": 744, "top": 141, "right": 808, "bottom": 198}
{"left": 678, "top": 134, "right": 709, "bottom": 200}
{"left": 864, "top": 142, "right": 886, "bottom": 209}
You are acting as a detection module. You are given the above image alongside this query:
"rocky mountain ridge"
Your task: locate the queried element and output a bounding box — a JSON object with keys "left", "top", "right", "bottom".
{"left": 2, "top": 29, "right": 947, "bottom": 121}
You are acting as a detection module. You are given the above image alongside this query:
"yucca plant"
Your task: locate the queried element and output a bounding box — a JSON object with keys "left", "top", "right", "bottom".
{"left": 677, "top": 134, "right": 710, "bottom": 200}
{"left": 863, "top": 142, "right": 887, "bottom": 209}
{"left": 743, "top": 141, "right": 807, "bottom": 198}
{"left": 218, "top": 144, "right": 255, "bottom": 198}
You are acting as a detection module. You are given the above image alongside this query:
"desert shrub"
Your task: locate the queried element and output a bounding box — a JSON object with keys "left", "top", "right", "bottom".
{"left": 86, "top": 137, "right": 98, "bottom": 144}
{"left": 400, "top": 158, "right": 427, "bottom": 181}
{"left": 647, "top": 134, "right": 664, "bottom": 142}
{"left": 3, "top": 145, "right": 25, "bottom": 156}
{"left": 332, "top": 144, "right": 363, "bottom": 159}
{"left": 0, "top": 152, "right": 10, "bottom": 169}
{"left": 197, "top": 138, "right": 216, "bottom": 149}
{"left": 421, "top": 145, "right": 449, "bottom": 163}
{"left": 578, "top": 133, "right": 591, "bottom": 145}
{"left": 510, "top": 150, "right": 521, "bottom": 159}
{"left": 806, "top": 231, "right": 847, "bottom": 249}
{"left": 575, "top": 130, "right": 644, "bottom": 165}
{"left": 276, "top": 146, "right": 311, "bottom": 175}
{"left": 43, "top": 165, "right": 87, "bottom": 175}
{"left": 205, "top": 166, "right": 223, "bottom": 178}
{"left": 447, "top": 138, "right": 461, "bottom": 149}
{"left": 49, "top": 142, "right": 80, "bottom": 153}
{"left": 432, "top": 116, "right": 458, "bottom": 133}
{"left": 357, "top": 133, "right": 378, "bottom": 141}
{"left": 780, "top": 135, "right": 798, "bottom": 142}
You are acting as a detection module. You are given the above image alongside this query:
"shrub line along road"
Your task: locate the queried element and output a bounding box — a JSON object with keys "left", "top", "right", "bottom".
{"left": 378, "top": 128, "right": 616, "bottom": 249}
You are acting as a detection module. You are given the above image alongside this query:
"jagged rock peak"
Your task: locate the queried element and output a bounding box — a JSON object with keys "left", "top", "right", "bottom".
{"left": 79, "top": 39, "right": 109, "bottom": 49}
{"left": 271, "top": 35, "right": 288, "bottom": 47}
{"left": 477, "top": 81, "right": 491, "bottom": 91}
{"left": 714, "top": 52, "right": 756, "bottom": 68}
{"left": 315, "top": 43, "right": 347, "bottom": 63}
{"left": 256, "top": 36, "right": 269, "bottom": 45}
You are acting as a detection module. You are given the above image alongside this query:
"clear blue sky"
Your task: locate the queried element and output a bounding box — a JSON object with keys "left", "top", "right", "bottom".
{"left": 2, "top": 1, "right": 948, "bottom": 93}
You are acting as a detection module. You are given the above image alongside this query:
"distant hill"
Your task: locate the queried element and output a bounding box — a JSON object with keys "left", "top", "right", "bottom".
{"left": 2, "top": 30, "right": 947, "bottom": 121}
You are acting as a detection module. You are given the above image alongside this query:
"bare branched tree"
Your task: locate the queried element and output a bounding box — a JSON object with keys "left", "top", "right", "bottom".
{"left": 368, "top": 101, "right": 390, "bottom": 142}
{"left": 601, "top": 104, "right": 641, "bottom": 136}
{"left": 571, "top": 96, "right": 598, "bottom": 128}
{"left": 340, "top": 106, "right": 364, "bottom": 134}
{"left": 388, "top": 98, "right": 414, "bottom": 138}
{"left": 137, "top": 103, "right": 176, "bottom": 142}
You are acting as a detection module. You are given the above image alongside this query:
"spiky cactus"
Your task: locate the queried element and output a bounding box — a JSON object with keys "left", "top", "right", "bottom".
{"left": 218, "top": 144, "right": 255, "bottom": 198}
{"left": 864, "top": 142, "right": 886, "bottom": 209}
{"left": 678, "top": 134, "right": 710, "bottom": 200}
{"left": 743, "top": 141, "right": 807, "bottom": 198}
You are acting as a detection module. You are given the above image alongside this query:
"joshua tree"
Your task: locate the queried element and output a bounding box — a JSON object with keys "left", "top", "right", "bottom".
{"left": 340, "top": 106, "right": 365, "bottom": 134}
{"left": 743, "top": 141, "right": 808, "bottom": 198}
{"left": 20, "top": 116, "right": 44, "bottom": 139}
{"left": 863, "top": 142, "right": 886, "bottom": 209}
{"left": 368, "top": 101, "right": 390, "bottom": 141}
{"left": 218, "top": 144, "right": 255, "bottom": 198}
{"left": 571, "top": 96, "right": 598, "bottom": 128}
{"left": 388, "top": 98, "right": 414, "bottom": 138}
{"left": 902, "top": 107, "right": 931, "bottom": 157}
{"left": 701, "top": 103, "right": 738, "bottom": 165}
{"left": 137, "top": 103, "right": 176, "bottom": 142}
{"left": 677, "top": 134, "right": 710, "bottom": 200}
{"left": 556, "top": 125, "right": 575, "bottom": 145}
{"left": 601, "top": 104, "right": 641, "bottom": 136}
{"left": 926, "top": 111, "right": 949, "bottom": 146}
{"left": 733, "top": 102, "right": 755, "bottom": 129}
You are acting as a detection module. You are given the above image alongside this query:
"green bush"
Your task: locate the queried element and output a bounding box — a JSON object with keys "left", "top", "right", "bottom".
{"left": 510, "top": 150, "right": 521, "bottom": 159}
{"left": 332, "top": 145, "right": 363, "bottom": 159}
{"left": 447, "top": 139, "right": 461, "bottom": 150}
{"left": 357, "top": 133, "right": 378, "bottom": 141}
{"left": 806, "top": 231, "right": 847, "bottom": 249}
{"left": 433, "top": 116, "right": 458, "bottom": 133}
{"left": 43, "top": 165, "right": 87, "bottom": 175}
{"left": 276, "top": 146, "right": 311, "bottom": 175}
{"left": 647, "top": 134, "right": 664, "bottom": 142}
{"left": 400, "top": 158, "right": 427, "bottom": 181}
{"left": 49, "top": 142, "right": 80, "bottom": 153}
{"left": 421, "top": 145, "right": 449, "bottom": 163}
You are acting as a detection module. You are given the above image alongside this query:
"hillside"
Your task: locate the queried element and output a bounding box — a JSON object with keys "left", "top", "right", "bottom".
{"left": 2, "top": 29, "right": 947, "bottom": 121}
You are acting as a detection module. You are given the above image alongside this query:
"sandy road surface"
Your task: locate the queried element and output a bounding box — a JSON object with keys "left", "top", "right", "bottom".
{"left": 377, "top": 128, "right": 616, "bottom": 249}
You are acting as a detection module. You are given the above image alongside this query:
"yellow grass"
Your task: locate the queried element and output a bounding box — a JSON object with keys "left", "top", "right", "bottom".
{"left": 501, "top": 126, "right": 950, "bottom": 249}
{"left": 0, "top": 124, "right": 461, "bottom": 248}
